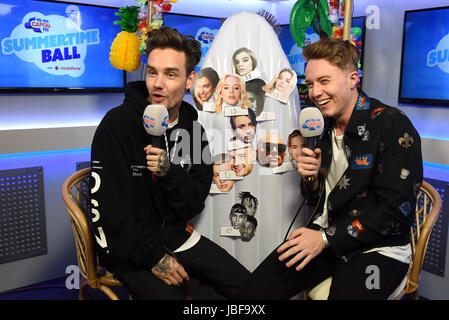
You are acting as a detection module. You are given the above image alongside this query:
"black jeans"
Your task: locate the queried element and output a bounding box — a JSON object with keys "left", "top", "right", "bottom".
{"left": 238, "top": 245, "right": 409, "bottom": 300}
{"left": 114, "top": 236, "right": 250, "bottom": 300}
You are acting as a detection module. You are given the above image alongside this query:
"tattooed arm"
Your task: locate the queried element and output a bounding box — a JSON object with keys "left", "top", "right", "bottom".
{"left": 151, "top": 254, "right": 190, "bottom": 286}
{"left": 145, "top": 145, "right": 171, "bottom": 177}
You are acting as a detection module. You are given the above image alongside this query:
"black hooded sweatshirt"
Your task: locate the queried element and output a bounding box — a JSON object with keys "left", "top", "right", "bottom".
{"left": 90, "top": 81, "right": 213, "bottom": 271}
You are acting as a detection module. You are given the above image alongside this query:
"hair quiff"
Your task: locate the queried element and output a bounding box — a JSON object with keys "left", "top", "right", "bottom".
{"left": 302, "top": 39, "right": 360, "bottom": 72}
{"left": 145, "top": 27, "right": 201, "bottom": 74}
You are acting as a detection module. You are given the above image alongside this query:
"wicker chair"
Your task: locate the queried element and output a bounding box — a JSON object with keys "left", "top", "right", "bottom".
{"left": 306, "top": 180, "right": 442, "bottom": 300}
{"left": 62, "top": 167, "right": 130, "bottom": 300}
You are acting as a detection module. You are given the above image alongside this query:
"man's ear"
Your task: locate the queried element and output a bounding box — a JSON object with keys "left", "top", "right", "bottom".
{"left": 186, "top": 71, "right": 195, "bottom": 90}
{"left": 348, "top": 70, "right": 359, "bottom": 89}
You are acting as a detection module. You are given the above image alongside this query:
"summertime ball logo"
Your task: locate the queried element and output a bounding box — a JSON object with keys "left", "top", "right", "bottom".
{"left": 1, "top": 7, "right": 100, "bottom": 77}
{"left": 427, "top": 33, "right": 449, "bottom": 74}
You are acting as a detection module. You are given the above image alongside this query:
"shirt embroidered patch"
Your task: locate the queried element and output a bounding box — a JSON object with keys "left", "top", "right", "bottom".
{"left": 347, "top": 219, "right": 365, "bottom": 238}
{"left": 370, "top": 107, "right": 385, "bottom": 119}
{"left": 348, "top": 209, "right": 362, "bottom": 217}
{"left": 400, "top": 168, "right": 410, "bottom": 180}
{"left": 356, "top": 95, "right": 370, "bottom": 110}
{"left": 337, "top": 175, "right": 351, "bottom": 190}
{"left": 351, "top": 154, "right": 373, "bottom": 170}
{"left": 399, "top": 201, "right": 412, "bottom": 216}
{"left": 398, "top": 133, "right": 414, "bottom": 149}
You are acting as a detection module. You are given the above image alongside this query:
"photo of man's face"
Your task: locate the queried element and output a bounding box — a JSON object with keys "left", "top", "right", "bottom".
{"left": 240, "top": 219, "right": 256, "bottom": 242}
{"left": 242, "top": 197, "right": 257, "bottom": 216}
{"left": 230, "top": 208, "right": 247, "bottom": 230}
{"left": 232, "top": 114, "right": 256, "bottom": 144}
{"left": 288, "top": 134, "right": 306, "bottom": 169}
{"left": 213, "top": 162, "right": 235, "bottom": 192}
{"left": 257, "top": 134, "right": 287, "bottom": 168}
{"left": 230, "top": 147, "right": 255, "bottom": 177}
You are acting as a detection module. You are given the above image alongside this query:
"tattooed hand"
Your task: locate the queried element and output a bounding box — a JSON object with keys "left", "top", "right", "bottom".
{"left": 151, "top": 254, "right": 190, "bottom": 286}
{"left": 144, "top": 145, "right": 171, "bottom": 177}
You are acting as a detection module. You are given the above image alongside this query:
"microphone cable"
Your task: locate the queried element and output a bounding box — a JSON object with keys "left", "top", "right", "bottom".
{"left": 283, "top": 198, "right": 306, "bottom": 242}
{"left": 283, "top": 179, "right": 326, "bottom": 242}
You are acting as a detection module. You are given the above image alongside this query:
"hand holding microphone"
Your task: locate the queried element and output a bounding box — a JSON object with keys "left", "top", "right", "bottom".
{"left": 298, "top": 107, "right": 324, "bottom": 187}
{"left": 143, "top": 104, "right": 171, "bottom": 177}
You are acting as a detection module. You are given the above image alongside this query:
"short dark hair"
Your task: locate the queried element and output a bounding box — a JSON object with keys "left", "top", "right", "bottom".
{"left": 239, "top": 191, "right": 258, "bottom": 209}
{"left": 288, "top": 129, "right": 302, "bottom": 147}
{"left": 245, "top": 215, "right": 258, "bottom": 228}
{"left": 145, "top": 27, "right": 201, "bottom": 74}
{"left": 230, "top": 203, "right": 247, "bottom": 217}
{"left": 302, "top": 38, "right": 360, "bottom": 72}
{"left": 230, "top": 108, "right": 257, "bottom": 130}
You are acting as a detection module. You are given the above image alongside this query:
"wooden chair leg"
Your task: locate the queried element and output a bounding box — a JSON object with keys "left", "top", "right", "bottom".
{"left": 79, "top": 278, "right": 88, "bottom": 300}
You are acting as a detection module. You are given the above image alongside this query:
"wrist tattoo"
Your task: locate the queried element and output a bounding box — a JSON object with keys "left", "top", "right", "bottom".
{"left": 155, "top": 151, "right": 170, "bottom": 177}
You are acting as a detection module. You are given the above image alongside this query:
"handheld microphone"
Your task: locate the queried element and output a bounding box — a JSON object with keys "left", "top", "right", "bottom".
{"left": 143, "top": 104, "right": 169, "bottom": 136}
{"left": 298, "top": 107, "right": 324, "bottom": 183}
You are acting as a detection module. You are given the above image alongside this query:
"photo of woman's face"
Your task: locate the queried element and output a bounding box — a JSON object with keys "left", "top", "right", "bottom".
{"left": 195, "top": 76, "right": 214, "bottom": 103}
{"left": 234, "top": 51, "right": 253, "bottom": 76}
{"left": 221, "top": 76, "right": 241, "bottom": 105}
{"left": 275, "top": 70, "right": 293, "bottom": 93}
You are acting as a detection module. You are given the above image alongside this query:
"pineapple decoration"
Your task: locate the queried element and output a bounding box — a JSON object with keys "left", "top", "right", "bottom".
{"left": 109, "top": 0, "right": 178, "bottom": 72}
{"left": 109, "top": 6, "right": 142, "bottom": 72}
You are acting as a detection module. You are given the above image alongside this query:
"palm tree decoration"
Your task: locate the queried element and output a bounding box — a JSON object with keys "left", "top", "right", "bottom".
{"left": 289, "top": 0, "right": 333, "bottom": 48}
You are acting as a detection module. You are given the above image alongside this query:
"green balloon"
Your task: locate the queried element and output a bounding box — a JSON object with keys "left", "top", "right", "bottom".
{"left": 352, "top": 27, "right": 362, "bottom": 37}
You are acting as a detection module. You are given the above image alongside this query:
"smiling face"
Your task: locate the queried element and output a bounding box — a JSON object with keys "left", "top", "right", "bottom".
{"left": 305, "top": 58, "right": 358, "bottom": 125}
{"left": 275, "top": 70, "right": 293, "bottom": 93}
{"left": 234, "top": 51, "right": 254, "bottom": 76}
{"left": 195, "top": 76, "right": 214, "bottom": 103}
{"left": 213, "top": 162, "right": 235, "bottom": 192}
{"left": 230, "top": 147, "right": 254, "bottom": 177}
{"left": 146, "top": 48, "right": 194, "bottom": 121}
{"left": 221, "top": 75, "right": 241, "bottom": 105}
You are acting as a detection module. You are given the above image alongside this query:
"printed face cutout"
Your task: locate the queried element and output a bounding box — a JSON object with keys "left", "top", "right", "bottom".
{"left": 245, "top": 78, "right": 266, "bottom": 116}
{"left": 257, "top": 133, "right": 287, "bottom": 168}
{"left": 230, "top": 146, "right": 255, "bottom": 177}
{"left": 191, "top": 67, "right": 219, "bottom": 111}
{"left": 288, "top": 131, "right": 306, "bottom": 168}
{"left": 230, "top": 108, "right": 257, "bottom": 144}
{"left": 232, "top": 47, "right": 257, "bottom": 77}
{"left": 263, "top": 67, "right": 297, "bottom": 103}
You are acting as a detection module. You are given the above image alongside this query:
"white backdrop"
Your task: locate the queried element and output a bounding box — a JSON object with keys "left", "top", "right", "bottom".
{"left": 190, "top": 12, "right": 308, "bottom": 272}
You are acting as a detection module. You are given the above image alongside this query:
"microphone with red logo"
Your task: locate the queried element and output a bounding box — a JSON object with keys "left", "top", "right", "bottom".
{"left": 298, "top": 107, "right": 324, "bottom": 183}
{"left": 143, "top": 105, "right": 170, "bottom": 179}
{"left": 143, "top": 104, "right": 169, "bottom": 137}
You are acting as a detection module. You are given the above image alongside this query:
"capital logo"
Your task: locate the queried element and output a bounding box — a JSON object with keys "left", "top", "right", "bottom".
{"left": 195, "top": 27, "right": 218, "bottom": 46}
{"left": 143, "top": 115, "right": 156, "bottom": 129}
{"left": 24, "top": 17, "right": 51, "bottom": 33}
{"left": 161, "top": 115, "right": 169, "bottom": 129}
{"left": 302, "top": 118, "right": 323, "bottom": 131}
{"left": 427, "top": 33, "right": 449, "bottom": 73}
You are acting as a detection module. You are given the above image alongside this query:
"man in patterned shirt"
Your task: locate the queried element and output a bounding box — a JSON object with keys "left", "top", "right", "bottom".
{"left": 239, "top": 39, "right": 423, "bottom": 300}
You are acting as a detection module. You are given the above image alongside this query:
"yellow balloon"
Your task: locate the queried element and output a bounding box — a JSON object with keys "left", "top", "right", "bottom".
{"left": 169, "top": 0, "right": 178, "bottom": 3}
